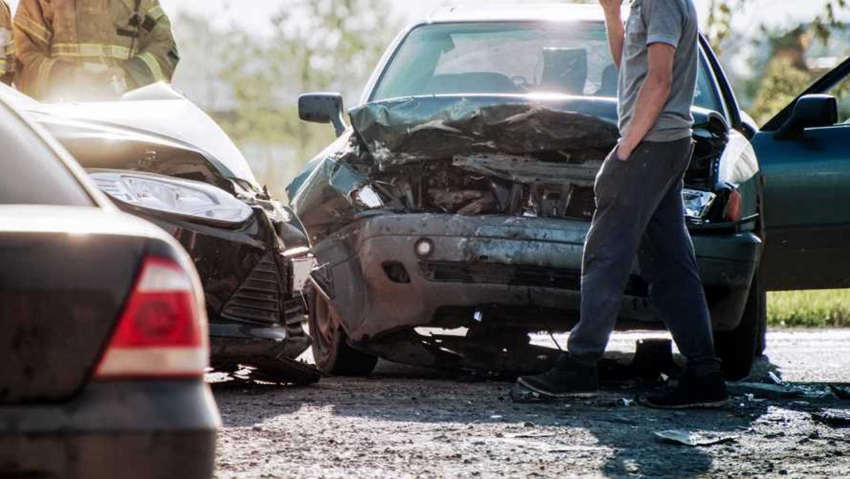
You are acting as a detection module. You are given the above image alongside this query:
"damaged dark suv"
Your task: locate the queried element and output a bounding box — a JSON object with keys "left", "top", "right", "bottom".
{"left": 290, "top": 5, "right": 850, "bottom": 380}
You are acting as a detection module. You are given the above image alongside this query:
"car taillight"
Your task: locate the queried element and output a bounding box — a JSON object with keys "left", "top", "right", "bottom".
{"left": 94, "top": 257, "right": 208, "bottom": 380}
{"left": 723, "top": 189, "right": 743, "bottom": 223}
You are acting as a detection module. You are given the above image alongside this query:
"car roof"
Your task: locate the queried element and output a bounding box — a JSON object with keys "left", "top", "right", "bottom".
{"left": 425, "top": 4, "right": 607, "bottom": 24}
{"left": 0, "top": 84, "right": 114, "bottom": 209}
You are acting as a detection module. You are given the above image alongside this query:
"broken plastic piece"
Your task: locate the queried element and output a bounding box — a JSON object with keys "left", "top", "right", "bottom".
{"left": 726, "top": 383, "right": 803, "bottom": 400}
{"left": 654, "top": 430, "right": 737, "bottom": 447}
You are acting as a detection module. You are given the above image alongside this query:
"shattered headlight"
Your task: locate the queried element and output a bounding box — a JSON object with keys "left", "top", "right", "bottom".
{"left": 90, "top": 171, "right": 253, "bottom": 224}
{"left": 682, "top": 189, "right": 716, "bottom": 220}
{"left": 352, "top": 185, "right": 384, "bottom": 209}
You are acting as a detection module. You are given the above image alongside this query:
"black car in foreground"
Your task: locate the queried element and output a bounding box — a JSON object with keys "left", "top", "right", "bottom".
{"left": 0, "top": 93, "right": 218, "bottom": 478}
{"left": 0, "top": 84, "right": 321, "bottom": 385}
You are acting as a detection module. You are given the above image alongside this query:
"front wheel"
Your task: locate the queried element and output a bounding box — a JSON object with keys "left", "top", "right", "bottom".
{"left": 307, "top": 289, "right": 378, "bottom": 376}
{"left": 714, "top": 267, "right": 765, "bottom": 381}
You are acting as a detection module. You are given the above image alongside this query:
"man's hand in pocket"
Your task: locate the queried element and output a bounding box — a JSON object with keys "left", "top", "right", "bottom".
{"left": 616, "top": 139, "right": 637, "bottom": 161}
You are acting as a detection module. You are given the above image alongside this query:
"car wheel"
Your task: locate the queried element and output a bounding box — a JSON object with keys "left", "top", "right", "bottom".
{"left": 714, "top": 268, "right": 763, "bottom": 381}
{"left": 308, "top": 289, "right": 378, "bottom": 376}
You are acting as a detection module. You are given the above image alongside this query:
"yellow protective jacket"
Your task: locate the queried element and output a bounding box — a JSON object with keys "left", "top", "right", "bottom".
{"left": 14, "top": 0, "right": 179, "bottom": 101}
{"left": 0, "top": 1, "right": 14, "bottom": 84}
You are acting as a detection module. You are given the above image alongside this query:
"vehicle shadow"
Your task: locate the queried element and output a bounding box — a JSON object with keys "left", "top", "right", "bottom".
{"left": 210, "top": 354, "right": 845, "bottom": 477}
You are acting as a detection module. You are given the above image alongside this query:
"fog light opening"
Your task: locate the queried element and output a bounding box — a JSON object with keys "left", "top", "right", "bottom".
{"left": 382, "top": 261, "right": 411, "bottom": 284}
{"left": 415, "top": 238, "right": 434, "bottom": 258}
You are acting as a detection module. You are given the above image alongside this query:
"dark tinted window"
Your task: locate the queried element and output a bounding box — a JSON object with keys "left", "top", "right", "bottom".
{"left": 0, "top": 104, "right": 93, "bottom": 206}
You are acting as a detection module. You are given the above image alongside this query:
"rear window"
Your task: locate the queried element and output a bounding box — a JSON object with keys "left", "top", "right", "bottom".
{"left": 372, "top": 22, "right": 720, "bottom": 112}
{"left": 0, "top": 104, "right": 93, "bottom": 206}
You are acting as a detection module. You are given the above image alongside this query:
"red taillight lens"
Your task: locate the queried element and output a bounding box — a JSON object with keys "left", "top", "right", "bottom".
{"left": 724, "top": 189, "right": 743, "bottom": 223}
{"left": 95, "top": 257, "right": 208, "bottom": 380}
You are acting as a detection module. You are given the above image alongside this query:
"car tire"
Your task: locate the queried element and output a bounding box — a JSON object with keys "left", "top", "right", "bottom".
{"left": 307, "top": 289, "right": 378, "bottom": 376}
{"left": 714, "top": 268, "right": 763, "bottom": 381}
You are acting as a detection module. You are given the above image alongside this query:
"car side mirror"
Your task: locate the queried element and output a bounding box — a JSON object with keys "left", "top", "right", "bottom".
{"left": 775, "top": 94, "right": 838, "bottom": 141}
{"left": 299, "top": 93, "right": 347, "bottom": 137}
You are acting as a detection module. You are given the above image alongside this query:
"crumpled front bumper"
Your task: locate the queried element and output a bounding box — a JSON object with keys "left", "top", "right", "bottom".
{"left": 116, "top": 205, "right": 312, "bottom": 365}
{"left": 311, "top": 213, "right": 762, "bottom": 343}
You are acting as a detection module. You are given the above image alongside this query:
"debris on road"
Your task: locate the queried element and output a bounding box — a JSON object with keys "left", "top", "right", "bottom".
{"left": 212, "top": 331, "right": 850, "bottom": 477}
{"left": 811, "top": 409, "right": 850, "bottom": 428}
{"left": 727, "top": 382, "right": 803, "bottom": 400}
{"left": 829, "top": 384, "right": 850, "bottom": 400}
{"left": 654, "top": 430, "right": 738, "bottom": 447}
{"left": 767, "top": 371, "right": 784, "bottom": 385}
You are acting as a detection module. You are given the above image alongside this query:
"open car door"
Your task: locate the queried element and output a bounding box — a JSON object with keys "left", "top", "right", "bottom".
{"left": 753, "top": 57, "right": 850, "bottom": 291}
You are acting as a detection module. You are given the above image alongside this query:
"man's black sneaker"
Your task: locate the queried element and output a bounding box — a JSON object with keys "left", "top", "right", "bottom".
{"left": 642, "top": 369, "right": 729, "bottom": 409}
{"left": 517, "top": 355, "right": 599, "bottom": 399}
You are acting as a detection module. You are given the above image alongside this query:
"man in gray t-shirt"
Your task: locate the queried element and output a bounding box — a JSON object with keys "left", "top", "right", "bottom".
{"left": 518, "top": 0, "right": 729, "bottom": 409}
{"left": 618, "top": 0, "right": 699, "bottom": 142}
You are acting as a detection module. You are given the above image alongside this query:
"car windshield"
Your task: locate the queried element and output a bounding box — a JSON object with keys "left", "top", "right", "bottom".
{"left": 0, "top": 103, "right": 94, "bottom": 207}
{"left": 372, "top": 22, "right": 721, "bottom": 112}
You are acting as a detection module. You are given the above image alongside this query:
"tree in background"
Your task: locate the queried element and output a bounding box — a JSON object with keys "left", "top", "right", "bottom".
{"left": 172, "top": 1, "right": 399, "bottom": 196}
{"left": 265, "top": 0, "right": 399, "bottom": 159}
{"left": 706, "top": 0, "right": 849, "bottom": 125}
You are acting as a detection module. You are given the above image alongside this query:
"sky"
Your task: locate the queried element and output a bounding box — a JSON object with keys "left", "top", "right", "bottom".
{"left": 164, "top": 0, "right": 842, "bottom": 35}
{"left": 3, "top": 0, "right": 838, "bottom": 38}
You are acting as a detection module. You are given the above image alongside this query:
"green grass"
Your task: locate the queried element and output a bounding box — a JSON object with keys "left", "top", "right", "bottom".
{"left": 768, "top": 290, "right": 850, "bottom": 328}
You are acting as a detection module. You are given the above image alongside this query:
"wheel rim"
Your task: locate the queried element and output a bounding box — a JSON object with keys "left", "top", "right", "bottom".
{"left": 312, "top": 293, "right": 336, "bottom": 358}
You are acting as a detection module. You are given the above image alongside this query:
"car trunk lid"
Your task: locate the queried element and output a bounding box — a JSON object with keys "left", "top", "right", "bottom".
{"left": 0, "top": 207, "right": 149, "bottom": 403}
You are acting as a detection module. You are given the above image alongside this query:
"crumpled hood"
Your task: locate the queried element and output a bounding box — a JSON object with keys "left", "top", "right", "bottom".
{"left": 4, "top": 83, "right": 259, "bottom": 187}
{"left": 349, "top": 95, "right": 621, "bottom": 168}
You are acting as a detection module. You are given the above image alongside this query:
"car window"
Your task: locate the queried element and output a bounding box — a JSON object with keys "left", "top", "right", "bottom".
{"left": 0, "top": 104, "right": 94, "bottom": 206}
{"left": 372, "top": 22, "right": 721, "bottom": 112}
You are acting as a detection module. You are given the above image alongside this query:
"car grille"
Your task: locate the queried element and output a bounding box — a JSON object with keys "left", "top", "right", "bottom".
{"left": 419, "top": 261, "right": 648, "bottom": 296}
{"left": 222, "top": 253, "right": 283, "bottom": 326}
{"left": 564, "top": 185, "right": 596, "bottom": 220}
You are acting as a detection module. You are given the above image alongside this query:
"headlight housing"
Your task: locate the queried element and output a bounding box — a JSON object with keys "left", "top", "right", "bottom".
{"left": 682, "top": 189, "right": 716, "bottom": 221}
{"left": 90, "top": 171, "right": 253, "bottom": 224}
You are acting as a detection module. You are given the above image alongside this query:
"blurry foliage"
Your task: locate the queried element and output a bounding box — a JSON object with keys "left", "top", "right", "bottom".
{"left": 748, "top": 57, "right": 812, "bottom": 125}
{"left": 173, "top": 1, "right": 400, "bottom": 194}
{"left": 705, "top": 0, "right": 745, "bottom": 57}
{"left": 768, "top": 290, "right": 850, "bottom": 328}
{"left": 707, "top": 0, "right": 850, "bottom": 125}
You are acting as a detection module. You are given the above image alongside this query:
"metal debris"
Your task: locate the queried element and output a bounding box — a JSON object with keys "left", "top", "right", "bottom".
{"left": 727, "top": 382, "right": 803, "bottom": 400}
{"left": 829, "top": 384, "right": 850, "bottom": 400}
{"left": 654, "top": 430, "right": 738, "bottom": 447}
{"left": 811, "top": 409, "right": 850, "bottom": 428}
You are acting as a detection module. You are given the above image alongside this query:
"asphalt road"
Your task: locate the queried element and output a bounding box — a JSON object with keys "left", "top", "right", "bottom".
{"left": 211, "top": 330, "right": 850, "bottom": 478}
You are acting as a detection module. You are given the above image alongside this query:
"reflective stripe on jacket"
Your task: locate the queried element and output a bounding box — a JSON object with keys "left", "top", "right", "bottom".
{"left": 0, "top": 1, "right": 14, "bottom": 79}
{"left": 13, "top": 0, "right": 179, "bottom": 100}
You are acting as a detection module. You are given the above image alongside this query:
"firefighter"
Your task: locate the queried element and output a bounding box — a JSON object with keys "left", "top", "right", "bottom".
{"left": 0, "top": 0, "right": 14, "bottom": 86}
{"left": 13, "top": 0, "right": 179, "bottom": 101}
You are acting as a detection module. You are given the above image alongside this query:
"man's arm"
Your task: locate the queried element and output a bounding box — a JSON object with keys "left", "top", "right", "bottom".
{"left": 600, "top": 0, "right": 625, "bottom": 70}
{"left": 616, "top": 42, "right": 675, "bottom": 160}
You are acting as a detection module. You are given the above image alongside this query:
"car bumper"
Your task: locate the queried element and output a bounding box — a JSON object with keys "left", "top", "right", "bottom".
{"left": 0, "top": 380, "right": 219, "bottom": 479}
{"left": 209, "top": 323, "right": 311, "bottom": 366}
{"left": 123, "top": 206, "right": 312, "bottom": 365}
{"left": 311, "top": 214, "right": 762, "bottom": 342}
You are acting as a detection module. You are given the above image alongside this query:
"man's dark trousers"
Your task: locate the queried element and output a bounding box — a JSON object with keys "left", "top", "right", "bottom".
{"left": 567, "top": 137, "right": 721, "bottom": 375}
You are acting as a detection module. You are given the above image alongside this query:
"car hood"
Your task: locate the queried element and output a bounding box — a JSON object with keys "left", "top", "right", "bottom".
{"left": 350, "top": 95, "right": 621, "bottom": 168}
{"left": 288, "top": 94, "right": 721, "bottom": 197}
{"left": 1, "top": 83, "right": 260, "bottom": 188}
{"left": 289, "top": 94, "right": 729, "bottom": 241}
